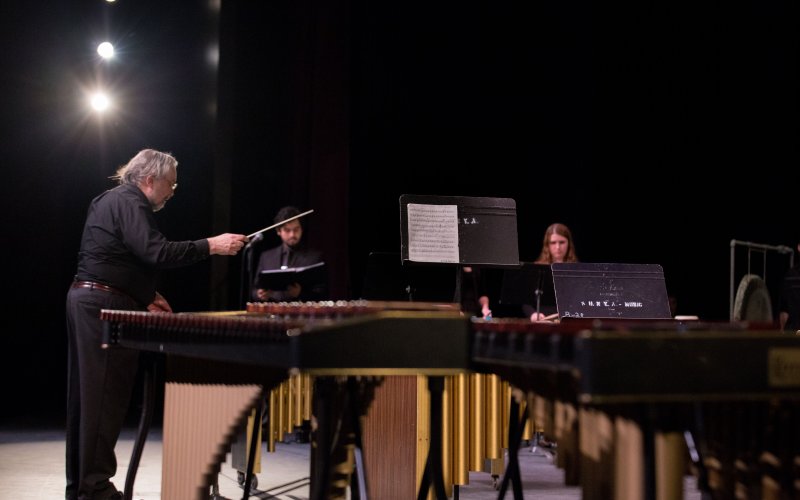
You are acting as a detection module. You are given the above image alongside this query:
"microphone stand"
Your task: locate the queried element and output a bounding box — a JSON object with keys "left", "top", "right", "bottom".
{"left": 533, "top": 270, "right": 544, "bottom": 319}
{"left": 240, "top": 236, "right": 261, "bottom": 308}
{"left": 239, "top": 246, "right": 250, "bottom": 309}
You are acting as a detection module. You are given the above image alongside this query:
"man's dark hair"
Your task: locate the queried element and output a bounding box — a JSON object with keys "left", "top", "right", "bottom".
{"left": 274, "top": 206, "right": 301, "bottom": 226}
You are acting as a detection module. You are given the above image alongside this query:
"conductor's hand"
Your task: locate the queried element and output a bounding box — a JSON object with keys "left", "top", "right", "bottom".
{"left": 208, "top": 233, "right": 248, "bottom": 256}
{"left": 148, "top": 291, "right": 173, "bottom": 313}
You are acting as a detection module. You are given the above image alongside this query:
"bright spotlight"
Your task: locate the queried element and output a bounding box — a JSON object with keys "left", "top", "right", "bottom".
{"left": 97, "top": 42, "right": 115, "bottom": 59}
{"left": 206, "top": 44, "right": 219, "bottom": 67}
{"left": 90, "top": 92, "right": 111, "bottom": 112}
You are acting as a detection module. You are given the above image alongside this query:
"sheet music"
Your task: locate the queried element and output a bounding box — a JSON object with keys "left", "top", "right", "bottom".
{"left": 407, "top": 203, "right": 459, "bottom": 263}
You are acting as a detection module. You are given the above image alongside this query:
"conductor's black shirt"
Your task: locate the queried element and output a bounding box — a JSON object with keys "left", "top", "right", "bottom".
{"left": 75, "top": 183, "right": 210, "bottom": 306}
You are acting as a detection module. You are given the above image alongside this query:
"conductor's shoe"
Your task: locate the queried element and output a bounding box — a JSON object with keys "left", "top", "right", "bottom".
{"left": 78, "top": 485, "right": 123, "bottom": 500}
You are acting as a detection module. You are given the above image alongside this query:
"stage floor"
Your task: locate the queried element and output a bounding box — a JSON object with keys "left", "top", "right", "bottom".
{"left": 0, "top": 422, "right": 703, "bottom": 499}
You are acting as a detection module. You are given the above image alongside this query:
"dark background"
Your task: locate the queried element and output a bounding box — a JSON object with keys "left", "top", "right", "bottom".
{"left": 1, "top": 0, "right": 796, "bottom": 421}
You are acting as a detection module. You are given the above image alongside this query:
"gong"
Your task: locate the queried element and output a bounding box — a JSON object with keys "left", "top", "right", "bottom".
{"left": 732, "top": 273, "right": 773, "bottom": 322}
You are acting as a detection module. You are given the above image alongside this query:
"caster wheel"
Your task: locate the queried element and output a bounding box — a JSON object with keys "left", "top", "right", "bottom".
{"left": 236, "top": 471, "right": 258, "bottom": 490}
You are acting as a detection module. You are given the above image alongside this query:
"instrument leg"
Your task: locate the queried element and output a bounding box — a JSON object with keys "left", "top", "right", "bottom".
{"left": 497, "top": 398, "right": 528, "bottom": 500}
{"left": 124, "top": 354, "right": 156, "bottom": 500}
{"left": 688, "top": 403, "right": 713, "bottom": 497}
{"left": 347, "top": 378, "right": 368, "bottom": 500}
{"left": 310, "top": 377, "right": 358, "bottom": 500}
{"left": 241, "top": 394, "right": 265, "bottom": 500}
{"left": 310, "top": 378, "right": 333, "bottom": 500}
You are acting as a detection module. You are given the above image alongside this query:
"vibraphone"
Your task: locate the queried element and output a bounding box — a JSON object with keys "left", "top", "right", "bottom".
{"left": 101, "top": 300, "right": 474, "bottom": 500}
{"left": 471, "top": 318, "right": 800, "bottom": 500}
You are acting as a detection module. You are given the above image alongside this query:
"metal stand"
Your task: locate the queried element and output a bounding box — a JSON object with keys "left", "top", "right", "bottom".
{"left": 497, "top": 398, "right": 527, "bottom": 500}
{"left": 310, "top": 378, "right": 371, "bottom": 500}
{"left": 123, "top": 355, "right": 156, "bottom": 500}
{"left": 728, "top": 239, "right": 794, "bottom": 320}
{"left": 240, "top": 395, "right": 264, "bottom": 500}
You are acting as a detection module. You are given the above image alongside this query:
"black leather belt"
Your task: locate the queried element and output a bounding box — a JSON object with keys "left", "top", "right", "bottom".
{"left": 71, "top": 280, "right": 128, "bottom": 297}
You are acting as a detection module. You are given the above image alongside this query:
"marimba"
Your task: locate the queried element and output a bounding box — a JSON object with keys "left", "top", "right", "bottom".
{"left": 101, "top": 301, "right": 471, "bottom": 500}
{"left": 471, "top": 318, "right": 800, "bottom": 500}
{"left": 103, "top": 301, "right": 800, "bottom": 500}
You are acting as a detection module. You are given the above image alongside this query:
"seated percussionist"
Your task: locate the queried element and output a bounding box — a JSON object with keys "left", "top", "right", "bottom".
{"left": 251, "top": 205, "right": 328, "bottom": 302}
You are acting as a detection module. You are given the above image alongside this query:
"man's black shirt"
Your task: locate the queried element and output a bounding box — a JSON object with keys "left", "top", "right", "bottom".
{"left": 75, "top": 183, "right": 209, "bottom": 306}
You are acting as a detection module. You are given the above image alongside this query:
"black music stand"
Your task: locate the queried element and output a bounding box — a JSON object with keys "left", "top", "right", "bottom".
{"left": 551, "top": 262, "right": 672, "bottom": 320}
{"left": 500, "top": 262, "right": 556, "bottom": 319}
{"left": 360, "top": 251, "right": 456, "bottom": 302}
{"left": 399, "top": 194, "right": 520, "bottom": 500}
{"left": 399, "top": 194, "right": 519, "bottom": 269}
{"left": 258, "top": 262, "right": 327, "bottom": 292}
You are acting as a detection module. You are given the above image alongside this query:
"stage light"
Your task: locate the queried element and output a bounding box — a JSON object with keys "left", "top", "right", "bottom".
{"left": 90, "top": 92, "right": 111, "bottom": 112}
{"left": 97, "top": 42, "right": 115, "bottom": 59}
{"left": 206, "top": 43, "right": 219, "bottom": 67}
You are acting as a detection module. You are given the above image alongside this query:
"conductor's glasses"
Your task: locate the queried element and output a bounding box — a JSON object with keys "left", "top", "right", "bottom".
{"left": 162, "top": 176, "right": 178, "bottom": 191}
